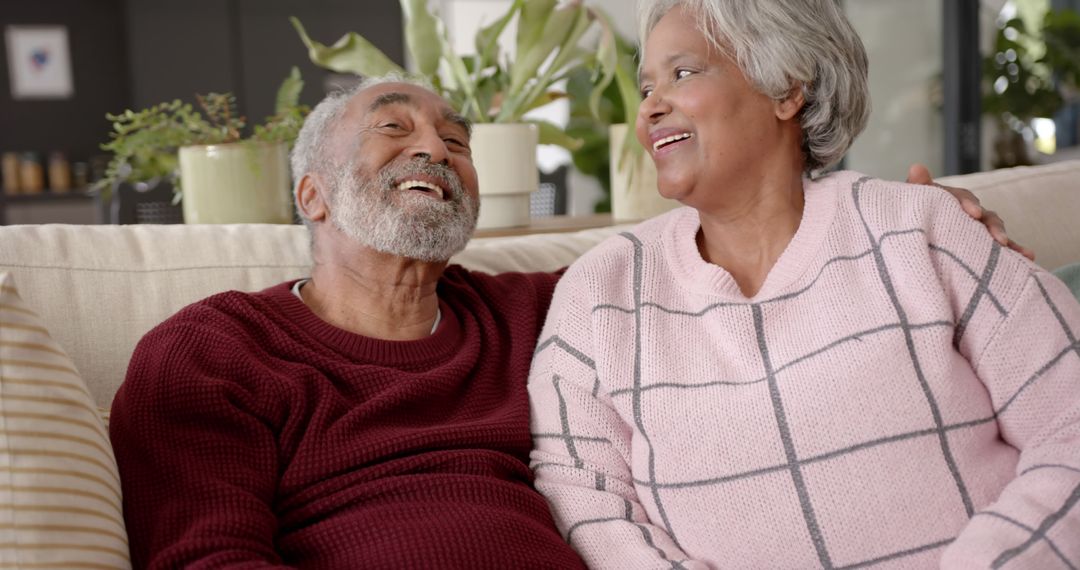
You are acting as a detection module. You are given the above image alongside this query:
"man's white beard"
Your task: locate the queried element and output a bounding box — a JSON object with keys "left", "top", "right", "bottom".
{"left": 328, "top": 157, "right": 479, "bottom": 262}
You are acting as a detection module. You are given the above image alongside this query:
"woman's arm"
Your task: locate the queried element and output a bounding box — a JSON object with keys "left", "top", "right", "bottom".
{"left": 528, "top": 268, "right": 708, "bottom": 569}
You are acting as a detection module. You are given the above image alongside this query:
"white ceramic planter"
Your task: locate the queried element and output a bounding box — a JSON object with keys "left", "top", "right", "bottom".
{"left": 609, "top": 124, "right": 679, "bottom": 223}
{"left": 471, "top": 123, "right": 539, "bottom": 229}
{"left": 178, "top": 142, "right": 293, "bottom": 224}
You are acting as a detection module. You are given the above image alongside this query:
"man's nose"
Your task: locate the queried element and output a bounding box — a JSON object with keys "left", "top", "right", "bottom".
{"left": 410, "top": 128, "right": 450, "bottom": 165}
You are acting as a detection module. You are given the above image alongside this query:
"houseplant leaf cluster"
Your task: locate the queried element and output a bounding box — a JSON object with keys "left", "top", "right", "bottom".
{"left": 290, "top": 0, "right": 617, "bottom": 150}
{"left": 96, "top": 67, "right": 311, "bottom": 198}
{"left": 982, "top": 8, "right": 1080, "bottom": 167}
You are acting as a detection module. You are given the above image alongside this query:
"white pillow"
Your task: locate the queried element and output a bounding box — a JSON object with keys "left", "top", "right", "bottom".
{"left": 0, "top": 272, "right": 130, "bottom": 569}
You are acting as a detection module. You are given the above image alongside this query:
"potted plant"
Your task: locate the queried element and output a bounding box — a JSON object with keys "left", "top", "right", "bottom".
{"left": 96, "top": 67, "right": 310, "bottom": 224}
{"left": 291, "top": 0, "right": 616, "bottom": 229}
{"left": 566, "top": 19, "right": 676, "bottom": 222}
{"left": 982, "top": 8, "right": 1080, "bottom": 168}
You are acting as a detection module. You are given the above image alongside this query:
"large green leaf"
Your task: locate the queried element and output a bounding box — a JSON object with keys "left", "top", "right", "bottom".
{"left": 290, "top": 16, "right": 404, "bottom": 77}
{"left": 475, "top": 0, "right": 522, "bottom": 70}
{"left": 501, "top": 8, "right": 589, "bottom": 121}
{"left": 510, "top": 0, "right": 571, "bottom": 94}
{"left": 274, "top": 66, "right": 304, "bottom": 115}
{"left": 437, "top": 28, "right": 481, "bottom": 121}
{"left": 587, "top": 8, "right": 619, "bottom": 119}
{"left": 400, "top": 0, "right": 442, "bottom": 77}
{"left": 530, "top": 118, "right": 584, "bottom": 151}
{"left": 614, "top": 54, "right": 645, "bottom": 170}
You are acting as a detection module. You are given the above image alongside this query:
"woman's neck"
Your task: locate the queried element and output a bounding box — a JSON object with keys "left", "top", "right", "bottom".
{"left": 695, "top": 172, "right": 805, "bottom": 297}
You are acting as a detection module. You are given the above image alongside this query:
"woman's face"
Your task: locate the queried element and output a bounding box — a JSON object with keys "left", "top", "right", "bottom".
{"left": 636, "top": 6, "right": 796, "bottom": 207}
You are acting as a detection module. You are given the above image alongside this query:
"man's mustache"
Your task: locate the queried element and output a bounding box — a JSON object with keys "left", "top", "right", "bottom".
{"left": 379, "top": 158, "right": 465, "bottom": 203}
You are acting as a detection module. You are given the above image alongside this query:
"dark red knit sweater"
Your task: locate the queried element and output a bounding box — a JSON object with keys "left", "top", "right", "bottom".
{"left": 109, "top": 266, "right": 585, "bottom": 569}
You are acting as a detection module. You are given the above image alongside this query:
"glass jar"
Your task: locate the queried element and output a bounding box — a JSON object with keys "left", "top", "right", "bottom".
{"left": 48, "top": 151, "right": 72, "bottom": 193}
{"left": 19, "top": 153, "right": 44, "bottom": 194}
{"left": 1, "top": 152, "right": 19, "bottom": 195}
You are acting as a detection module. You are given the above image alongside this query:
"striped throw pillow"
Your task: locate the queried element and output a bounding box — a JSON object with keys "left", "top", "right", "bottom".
{"left": 0, "top": 272, "right": 131, "bottom": 569}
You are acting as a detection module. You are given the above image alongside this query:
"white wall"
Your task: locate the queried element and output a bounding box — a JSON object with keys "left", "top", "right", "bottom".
{"left": 845, "top": 0, "right": 945, "bottom": 180}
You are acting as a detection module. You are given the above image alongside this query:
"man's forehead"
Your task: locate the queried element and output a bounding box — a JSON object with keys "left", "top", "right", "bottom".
{"left": 354, "top": 84, "right": 447, "bottom": 115}
{"left": 348, "top": 83, "right": 471, "bottom": 135}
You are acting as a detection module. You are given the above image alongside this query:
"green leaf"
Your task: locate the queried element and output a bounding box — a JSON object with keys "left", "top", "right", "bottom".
{"left": 400, "top": 0, "right": 443, "bottom": 77}
{"left": 510, "top": 0, "right": 566, "bottom": 94}
{"left": 437, "top": 28, "right": 481, "bottom": 121}
{"left": 501, "top": 8, "right": 589, "bottom": 121}
{"left": 514, "top": 0, "right": 557, "bottom": 67}
{"left": 475, "top": 0, "right": 522, "bottom": 69}
{"left": 274, "top": 66, "right": 304, "bottom": 115}
{"left": 530, "top": 119, "right": 583, "bottom": 151}
{"left": 588, "top": 8, "right": 619, "bottom": 119}
{"left": 290, "top": 16, "right": 404, "bottom": 77}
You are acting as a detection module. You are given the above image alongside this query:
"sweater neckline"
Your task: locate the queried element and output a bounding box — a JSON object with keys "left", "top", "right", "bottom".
{"left": 663, "top": 172, "right": 842, "bottom": 302}
{"left": 265, "top": 281, "right": 461, "bottom": 366}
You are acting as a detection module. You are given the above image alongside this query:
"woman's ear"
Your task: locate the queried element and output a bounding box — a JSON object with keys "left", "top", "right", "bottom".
{"left": 775, "top": 85, "right": 806, "bottom": 121}
{"left": 296, "top": 173, "right": 329, "bottom": 222}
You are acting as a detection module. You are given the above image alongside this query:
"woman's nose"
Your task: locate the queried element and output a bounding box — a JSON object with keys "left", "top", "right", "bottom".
{"left": 638, "top": 88, "right": 670, "bottom": 124}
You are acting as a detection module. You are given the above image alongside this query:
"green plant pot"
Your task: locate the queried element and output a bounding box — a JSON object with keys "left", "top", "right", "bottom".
{"left": 473, "top": 123, "right": 539, "bottom": 229}
{"left": 178, "top": 142, "right": 293, "bottom": 224}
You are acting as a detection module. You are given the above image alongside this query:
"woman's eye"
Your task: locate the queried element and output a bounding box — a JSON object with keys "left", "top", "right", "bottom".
{"left": 675, "top": 69, "right": 693, "bottom": 80}
{"left": 381, "top": 123, "right": 402, "bottom": 130}
{"left": 640, "top": 86, "right": 653, "bottom": 99}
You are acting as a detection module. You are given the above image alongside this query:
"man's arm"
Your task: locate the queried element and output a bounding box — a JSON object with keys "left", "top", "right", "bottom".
{"left": 110, "top": 322, "right": 292, "bottom": 569}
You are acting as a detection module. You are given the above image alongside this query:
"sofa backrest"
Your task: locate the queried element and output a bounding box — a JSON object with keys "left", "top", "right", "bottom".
{"left": 938, "top": 160, "right": 1079, "bottom": 273}
{"left": 0, "top": 160, "right": 1076, "bottom": 411}
{"left": 0, "top": 223, "right": 623, "bottom": 411}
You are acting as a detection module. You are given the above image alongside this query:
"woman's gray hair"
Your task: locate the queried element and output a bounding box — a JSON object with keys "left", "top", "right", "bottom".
{"left": 290, "top": 72, "right": 433, "bottom": 226}
{"left": 639, "top": 0, "right": 870, "bottom": 174}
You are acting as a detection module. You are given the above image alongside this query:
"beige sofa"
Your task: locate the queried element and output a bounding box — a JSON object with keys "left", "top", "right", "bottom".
{"left": 0, "top": 161, "right": 1076, "bottom": 567}
{"left": 0, "top": 160, "right": 1077, "bottom": 412}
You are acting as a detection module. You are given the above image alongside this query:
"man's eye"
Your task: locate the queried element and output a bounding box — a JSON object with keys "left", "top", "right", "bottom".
{"left": 675, "top": 69, "right": 693, "bottom": 80}
{"left": 380, "top": 123, "right": 402, "bottom": 130}
{"left": 640, "top": 86, "right": 653, "bottom": 98}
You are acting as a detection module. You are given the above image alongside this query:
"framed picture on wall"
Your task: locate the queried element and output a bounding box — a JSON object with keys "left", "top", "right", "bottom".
{"left": 5, "top": 25, "right": 75, "bottom": 100}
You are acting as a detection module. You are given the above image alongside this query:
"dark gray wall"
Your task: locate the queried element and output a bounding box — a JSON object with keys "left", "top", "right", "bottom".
{"left": 1, "top": 0, "right": 404, "bottom": 165}
{"left": 0, "top": 0, "right": 130, "bottom": 163}
{"left": 126, "top": 0, "right": 405, "bottom": 128}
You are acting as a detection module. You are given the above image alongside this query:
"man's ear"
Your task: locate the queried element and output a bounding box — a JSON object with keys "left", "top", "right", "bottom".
{"left": 775, "top": 85, "right": 806, "bottom": 121}
{"left": 296, "top": 173, "right": 329, "bottom": 223}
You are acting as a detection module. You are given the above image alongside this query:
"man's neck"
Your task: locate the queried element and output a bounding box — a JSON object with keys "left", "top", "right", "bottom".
{"left": 303, "top": 245, "right": 446, "bottom": 341}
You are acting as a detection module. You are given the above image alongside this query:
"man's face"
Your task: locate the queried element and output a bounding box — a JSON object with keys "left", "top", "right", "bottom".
{"left": 324, "top": 83, "right": 480, "bottom": 262}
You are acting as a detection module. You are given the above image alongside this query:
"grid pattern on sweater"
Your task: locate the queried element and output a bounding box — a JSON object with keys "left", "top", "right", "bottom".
{"left": 529, "top": 174, "right": 1080, "bottom": 569}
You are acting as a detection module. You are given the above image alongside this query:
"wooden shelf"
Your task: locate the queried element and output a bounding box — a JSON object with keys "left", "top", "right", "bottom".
{"left": 2, "top": 189, "right": 95, "bottom": 203}
{"left": 473, "top": 213, "right": 614, "bottom": 238}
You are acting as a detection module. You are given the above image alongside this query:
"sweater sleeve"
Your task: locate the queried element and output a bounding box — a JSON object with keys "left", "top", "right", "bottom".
{"left": 528, "top": 265, "right": 708, "bottom": 570}
{"left": 110, "top": 320, "right": 294, "bottom": 569}
{"left": 941, "top": 268, "right": 1080, "bottom": 568}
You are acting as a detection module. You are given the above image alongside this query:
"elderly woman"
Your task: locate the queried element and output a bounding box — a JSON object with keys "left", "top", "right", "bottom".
{"left": 528, "top": 1, "right": 1080, "bottom": 568}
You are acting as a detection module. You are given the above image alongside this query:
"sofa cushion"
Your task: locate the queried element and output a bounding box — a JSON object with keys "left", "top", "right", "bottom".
{"left": 0, "top": 272, "right": 130, "bottom": 569}
{"left": 937, "top": 160, "right": 1080, "bottom": 272}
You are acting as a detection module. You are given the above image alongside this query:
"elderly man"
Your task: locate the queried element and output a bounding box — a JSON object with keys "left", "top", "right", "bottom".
{"left": 110, "top": 76, "right": 583, "bottom": 568}
{"left": 110, "top": 75, "right": 1019, "bottom": 568}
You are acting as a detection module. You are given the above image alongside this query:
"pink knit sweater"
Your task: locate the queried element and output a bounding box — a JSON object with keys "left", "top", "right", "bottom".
{"left": 529, "top": 171, "right": 1080, "bottom": 569}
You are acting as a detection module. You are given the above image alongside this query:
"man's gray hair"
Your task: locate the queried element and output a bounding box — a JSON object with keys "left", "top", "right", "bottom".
{"left": 639, "top": 0, "right": 870, "bottom": 174}
{"left": 290, "top": 73, "right": 435, "bottom": 227}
